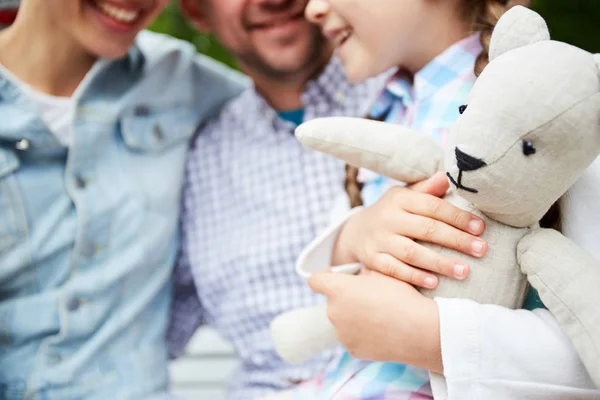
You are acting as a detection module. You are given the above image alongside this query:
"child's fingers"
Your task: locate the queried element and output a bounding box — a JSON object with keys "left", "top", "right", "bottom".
{"left": 365, "top": 252, "right": 439, "bottom": 289}
{"left": 381, "top": 234, "right": 470, "bottom": 280}
{"left": 398, "top": 190, "right": 485, "bottom": 236}
{"left": 396, "top": 211, "right": 487, "bottom": 258}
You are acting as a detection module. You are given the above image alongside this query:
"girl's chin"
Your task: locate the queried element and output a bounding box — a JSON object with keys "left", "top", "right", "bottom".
{"left": 340, "top": 61, "right": 374, "bottom": 85}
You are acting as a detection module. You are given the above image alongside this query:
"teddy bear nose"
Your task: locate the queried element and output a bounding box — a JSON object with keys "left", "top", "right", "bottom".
{"left": 455, "top": 147, "right": 487, "bottom": 172}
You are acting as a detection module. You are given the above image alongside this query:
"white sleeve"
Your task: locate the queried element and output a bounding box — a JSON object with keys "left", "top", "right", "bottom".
{"left": 295, "top": 203, "right": 363, "bottom": 278}
{"left": 430, "top": 298, "right": 600, "bottom": 400}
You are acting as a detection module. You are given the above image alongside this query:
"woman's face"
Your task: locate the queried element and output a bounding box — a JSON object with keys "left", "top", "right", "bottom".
{"left": 40, "top": 0, "right": 169, "bottom": 59}
{"left": 304, "top": 0, "right": 429, "bottom": 83}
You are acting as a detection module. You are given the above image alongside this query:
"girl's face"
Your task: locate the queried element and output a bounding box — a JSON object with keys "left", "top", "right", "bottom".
{"left": 305, "top": 0, "right": 429, "bottom": 83}
{"left": 41, "top": 0, "right": 169, "bottom": 59}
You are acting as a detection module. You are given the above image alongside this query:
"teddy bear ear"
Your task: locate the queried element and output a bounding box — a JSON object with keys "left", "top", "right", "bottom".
{"left": 489, "top": 6, "right": 550, "bottom": 62}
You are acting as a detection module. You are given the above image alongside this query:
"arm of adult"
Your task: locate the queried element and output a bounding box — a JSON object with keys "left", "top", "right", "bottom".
{"left": 166, "top": 180, "right": 206, "bottom": 360}
{"left": 166, "top": 246, "right": 207, "bottom": 359}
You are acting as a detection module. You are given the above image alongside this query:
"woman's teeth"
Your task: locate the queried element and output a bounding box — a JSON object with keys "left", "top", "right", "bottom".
{"left": 95, "top": 1, "right": 140, "bottom": 23}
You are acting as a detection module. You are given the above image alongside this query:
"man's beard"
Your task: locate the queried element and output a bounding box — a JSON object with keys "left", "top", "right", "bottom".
{"left": 236, "top": 25, "right": 329, "bottom": 82}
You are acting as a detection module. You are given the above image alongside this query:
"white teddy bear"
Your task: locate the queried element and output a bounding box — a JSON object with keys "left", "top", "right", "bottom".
{"left": 271, "top": 5, "right": 600, "bottom": 386}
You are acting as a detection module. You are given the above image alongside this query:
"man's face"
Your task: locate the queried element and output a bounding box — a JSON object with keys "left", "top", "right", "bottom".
{"left": 187, "top": 0, "right": 329, "bottom": 80}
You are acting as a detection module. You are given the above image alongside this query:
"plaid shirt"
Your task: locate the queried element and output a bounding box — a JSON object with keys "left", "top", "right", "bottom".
{"left": 167, "top": 57, "right": 386, "bottom": 400}
{"left": 292, "top": 34, "right": 483, "bottom": 399}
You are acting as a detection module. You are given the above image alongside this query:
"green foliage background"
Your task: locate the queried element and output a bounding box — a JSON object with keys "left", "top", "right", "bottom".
{"left": 149, "top": 0, "right": 600, "bottom": 69}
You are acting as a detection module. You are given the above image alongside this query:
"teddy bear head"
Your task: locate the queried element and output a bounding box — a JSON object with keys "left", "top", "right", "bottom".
{"left": 446, "top": 6, "right": 600, "bottom": 227}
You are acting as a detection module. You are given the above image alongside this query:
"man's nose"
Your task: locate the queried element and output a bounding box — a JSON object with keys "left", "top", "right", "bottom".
{"left": 305, "top": 0, "right": 329, "bottom": 24}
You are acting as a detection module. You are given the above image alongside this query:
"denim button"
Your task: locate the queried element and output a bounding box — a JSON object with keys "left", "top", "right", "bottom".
{"left": 134, "top": 104, "right": 151, "bottom": 116}
{"left": 46, "top": 352, "right": 62, "bottom": 365}
{"left": 75, "top": 175, "right": 87, "bottom": 189}
{"left": 80, "top": 243, "right": 96, "bottom": 258}
{"left": 67, "top": 297, "right": 81, "bottom": 312}
{"left": 15, "top": 139, "right": 30, "bottom": 151}
{"left": 153, "top": 124, "right": 164, "bottom": 142}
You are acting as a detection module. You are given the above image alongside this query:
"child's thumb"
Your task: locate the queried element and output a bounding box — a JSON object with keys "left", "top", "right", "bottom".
{"left": 408, "top": 171, "right": 449, "bottom": 197}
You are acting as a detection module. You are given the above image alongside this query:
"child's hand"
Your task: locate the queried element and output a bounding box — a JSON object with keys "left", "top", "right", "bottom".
{"left": 332, "top": 172, "right": 488, "bottom": 289}
{"left": 308, "top": 269, "right": 443, "bottom": 373}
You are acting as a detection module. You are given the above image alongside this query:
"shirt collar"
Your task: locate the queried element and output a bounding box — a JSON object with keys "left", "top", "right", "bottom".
{"left": 370, "top": 34, "right": 482, "bottom": 119}
{"left": 126, "top": 40, "right": 146, "bottom": 73}
{"left": 302, "top": 56, "right": 355, "bottom": 111}
{"left": 0, "top": 42, "right": 145, "bottom": 146}
{"left": 249, "top": 55, "right": 362, "bottom": 129}
{"left": 414, "top": 33, "right": 482, "bottom": 101}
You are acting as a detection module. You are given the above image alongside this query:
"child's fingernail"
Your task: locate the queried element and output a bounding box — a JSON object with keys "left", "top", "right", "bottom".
{"left": 471, "top": 240, "right": 485, "bottom": 255}
{"left": 424, "top": 277, "right": 437, "bottom": 288}
{"left": 454, "top": 264, "right": 467, "bottom": 278}
{"left": 469, "top": 219, "right": 483, "bottom": 234}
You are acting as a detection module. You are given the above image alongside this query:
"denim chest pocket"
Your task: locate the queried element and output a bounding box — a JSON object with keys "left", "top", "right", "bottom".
{"left": 0, "top": 148, "right": 27, "bottom": 252}
{"left": 119, "top": 107, "right": 199, "bottom": 212}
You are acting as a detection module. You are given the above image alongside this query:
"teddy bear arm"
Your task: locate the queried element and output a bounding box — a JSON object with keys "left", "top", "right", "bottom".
{"left": 295, "top": 117, "right": 444, "bottom": 183}
{"left": 517, "top": 228, "right": 600, "bottom": 387}
{"left": 270, "top": 304, "right": 338, "bottom": 365}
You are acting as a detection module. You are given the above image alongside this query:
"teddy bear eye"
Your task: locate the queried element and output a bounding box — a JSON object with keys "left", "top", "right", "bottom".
{"left": 522, "top": 140, "right": 536, "bottom": 156}
{"left": 458, "top": 105, "right": 468, "bottom": 114}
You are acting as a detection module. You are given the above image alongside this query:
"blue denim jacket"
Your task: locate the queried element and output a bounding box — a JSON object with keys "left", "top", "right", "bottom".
{"left": 0, "top": 31, "right": 245, "bottom": 399}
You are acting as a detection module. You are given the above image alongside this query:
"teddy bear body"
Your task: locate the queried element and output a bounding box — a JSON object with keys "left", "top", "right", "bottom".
{"left": 420, "top": 191, "right": 530, "bottom": 307}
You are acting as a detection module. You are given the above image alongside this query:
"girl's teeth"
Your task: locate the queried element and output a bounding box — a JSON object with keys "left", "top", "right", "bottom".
{"left": 337, "top": 30, "right": 351, "bottom": 46}
{"left": 96, "top": 1, "right": 140, "bottom": 23}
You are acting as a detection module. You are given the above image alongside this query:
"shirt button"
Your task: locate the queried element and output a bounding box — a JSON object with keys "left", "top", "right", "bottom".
{"left": 15, "top": 139, "right": 30, "bottom": 151}
{"left": 80, "top": 243, "right": 100, "bottom": 258}
{"left": 134, "top": 104, "right": 151, "bottom": 116}
{"left": 46, "top": 352, "right": 62, "bottom": 365}
{"left": 67, "top": 297, "right": 81, "bottom": 312}
{"left": 75, "top": 175, "right": 87, "bottom": 189}
{"left": 334, "top": 91, "right": 345, "bottom": 104}
{"left": 153, "top": 124, "right": 164, "bottom": 142}
{"left": 251, "top": 354, "right": 266, "bottom": 366}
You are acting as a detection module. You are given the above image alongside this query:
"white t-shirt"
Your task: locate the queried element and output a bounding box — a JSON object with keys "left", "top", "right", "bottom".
{"left": 0, "top": 63, "right": 73, "bottom": 146}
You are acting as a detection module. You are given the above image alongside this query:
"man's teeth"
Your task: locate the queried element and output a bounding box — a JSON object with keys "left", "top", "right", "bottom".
{"left": 96, "top": 2, "right": 140, "bottom": 23}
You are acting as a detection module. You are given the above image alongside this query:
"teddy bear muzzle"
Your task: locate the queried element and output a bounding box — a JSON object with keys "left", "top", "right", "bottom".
{"left": 447, "top": 147, "right": 487, "bottom": 193}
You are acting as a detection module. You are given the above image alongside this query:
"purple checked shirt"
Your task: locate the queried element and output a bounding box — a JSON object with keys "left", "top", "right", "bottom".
{"left": 167, "top": 58, "right": 387, "bottom": 400}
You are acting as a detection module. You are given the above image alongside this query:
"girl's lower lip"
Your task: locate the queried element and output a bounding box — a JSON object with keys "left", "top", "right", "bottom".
{"left": 88, "top": 0, "right": 142, "bottom": 33}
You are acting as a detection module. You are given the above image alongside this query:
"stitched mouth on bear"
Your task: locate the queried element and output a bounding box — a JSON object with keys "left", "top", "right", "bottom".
{"left": 447, "top": 171, "right": 478, "bottom": 193}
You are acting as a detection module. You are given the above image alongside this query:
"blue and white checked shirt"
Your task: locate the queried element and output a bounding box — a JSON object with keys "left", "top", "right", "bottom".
{"left": 167, "top": 58, "right": 386, "bottom": 400}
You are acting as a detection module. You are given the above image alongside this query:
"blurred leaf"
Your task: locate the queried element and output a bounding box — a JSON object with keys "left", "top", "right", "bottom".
{"left": 148, "top": 2, "right": 238, "bottom": 69}
{"left": 531, "top": 0, "right": 600, "bottom": 52}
